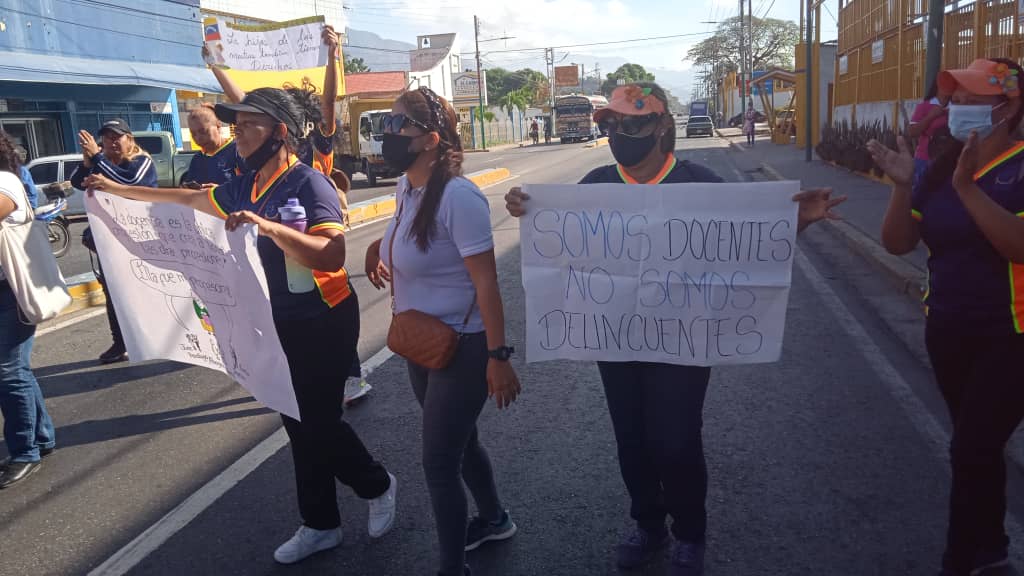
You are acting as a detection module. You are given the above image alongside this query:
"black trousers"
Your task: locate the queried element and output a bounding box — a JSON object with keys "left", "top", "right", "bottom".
{"left": 274, "top": 292, "right": 391, "bottom": 530}
{"left": 96, "top": 268, "right": 123, "bottom": 348}
{"left": 598, "top": 361, "right": 711, "bottom": 542}
{"left": 926, "top": 317, "right": 1024, "bottom": 572}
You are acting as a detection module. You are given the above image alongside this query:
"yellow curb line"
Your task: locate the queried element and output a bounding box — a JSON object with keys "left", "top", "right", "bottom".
{"left": 584, "top": 137, "right": 609, "bottom": 149}
{"left": 60, "top": 279, "right": 106, "bottom": 317}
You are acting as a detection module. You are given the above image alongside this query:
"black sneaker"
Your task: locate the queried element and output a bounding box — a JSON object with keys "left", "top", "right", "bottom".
{"left": 99, "top": 344, "right": 128, "bottom": 365}
{"left": 464, "top": 510, "right": 517, "bottom": 552}
{"left": 615, "top": 527, "right": 670, "bottom": 569}
{"left": 970, "top": 548, "right": 1010, "bottom": 575}
{"left": 669, "top": 538, "right": 705, "bottom": 576}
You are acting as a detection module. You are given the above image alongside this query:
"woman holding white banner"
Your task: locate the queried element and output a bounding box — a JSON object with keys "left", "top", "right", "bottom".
{"left": 363, "top": 87, "right": 520, "bottom": 576}
{"left": 0, "top": 131, "right": 56, "bottom": 489}
{"left": 505, "top": 82, "right": 843, "bottom": 576}
{"left": 83, "top": 87, "right": 397, "bottom": 566}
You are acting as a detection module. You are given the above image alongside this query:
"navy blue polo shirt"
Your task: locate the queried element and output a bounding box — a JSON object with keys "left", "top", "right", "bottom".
{"left": 185, "top": 139, "right": 243, "bottom": 186}
{"left": 208, "top": 157, "right": 349, "bottom": 320}
{"left": 912, "top": 142, "right": 1024, "bottom": 333}
{"left": 579, "top": 154, "right": 724, "bottom": 185}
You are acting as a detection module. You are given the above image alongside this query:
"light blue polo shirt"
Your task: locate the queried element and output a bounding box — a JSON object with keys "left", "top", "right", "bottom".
{"left": 381, "top": 176, "right": 493, "bottom": 333}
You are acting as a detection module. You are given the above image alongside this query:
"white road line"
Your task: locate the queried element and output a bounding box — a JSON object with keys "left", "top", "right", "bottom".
{"left": 89, "top": 345, "right": 396, "bottom": 576}
{"left": 37, "top": 308, "right": 107, "bottom": 337}
{"left": 87, "top": 175, "right": 531, "bottom": 574}
{"left": 795, "top": 250, "right": 1024, "bottom": 537}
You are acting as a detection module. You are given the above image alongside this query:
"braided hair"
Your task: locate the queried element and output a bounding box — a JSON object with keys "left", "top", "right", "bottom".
{"left": 0, "top": 131, "right": 21, "bottom": 173}
{"left": 398, "top": 86, "right": 464, "bottom": 251}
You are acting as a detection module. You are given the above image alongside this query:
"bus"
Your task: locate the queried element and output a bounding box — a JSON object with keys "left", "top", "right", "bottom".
{"left": 554, "top": 94, "right": 605, "bottom": 143}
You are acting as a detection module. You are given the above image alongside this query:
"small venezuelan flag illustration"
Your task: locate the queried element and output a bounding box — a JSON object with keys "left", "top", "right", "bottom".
{"left": 203, "top": 18, "right": 221, "bottom": 42}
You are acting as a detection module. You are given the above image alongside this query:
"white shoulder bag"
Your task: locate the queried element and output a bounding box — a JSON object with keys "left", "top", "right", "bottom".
{"left": 0, "top": 174, "right": 72, "bottom": 324}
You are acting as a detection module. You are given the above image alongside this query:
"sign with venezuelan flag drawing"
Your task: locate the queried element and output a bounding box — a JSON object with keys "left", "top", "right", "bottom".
{"left": 202, "top": 15, "right": 345, "bottom": 95}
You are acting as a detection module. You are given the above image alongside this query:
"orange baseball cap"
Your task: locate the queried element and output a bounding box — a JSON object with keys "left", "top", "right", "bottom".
{"left": 594, "top": 84, "right": 667, "bottom": 122}
{"left": 938, "top": 59, "right": 1021, "bottom": 98}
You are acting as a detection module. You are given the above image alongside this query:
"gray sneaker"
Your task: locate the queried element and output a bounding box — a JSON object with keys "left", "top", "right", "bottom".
{"left": 669, "top": 538, "right": 705, "bottom": 576}
{"left": 464, "top": 510, "right": 517, "bottom": 551}
{"left": 616, "top": 527, "right": 670, "bottom": 569}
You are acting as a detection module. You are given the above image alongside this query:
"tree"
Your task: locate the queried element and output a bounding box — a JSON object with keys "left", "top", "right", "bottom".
{"left": 685, "top": 16, "right": 800, "bottom": 73}
{"left": 487, "top": 67, "right": 549, "bottom": 107}
{"left": 601, "top": 64, "right": 656, "bottom": 96}
{"left": 344, "top": 57, "right": 370, "bottom": 74}
{"left": 501, "top": 88, "right": 529, "bottom": 119}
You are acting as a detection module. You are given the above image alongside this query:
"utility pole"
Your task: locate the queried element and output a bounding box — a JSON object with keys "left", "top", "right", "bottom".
{"left": 580, "top": 63, "right": 586, "bottom": 94}
{"left": 804, "top": 0, "right": 813, "bottom": 161}
{"left": 924, "top": 0, "right": 944, "bottom": 94}
{"left": 738, "top": 0, "right": 745, "bottom": 104}
{"left": 748, "top": 0, "right": 754, "bottom": 107}
{"left": 474, "top": 15, "right": 486, "bottom": 150}
{"left": 546, "top": 48, "right": 556, "bottom": 140}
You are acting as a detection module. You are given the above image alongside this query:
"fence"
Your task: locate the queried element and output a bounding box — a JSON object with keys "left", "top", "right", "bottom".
{"left": 460, "top": 118, "right": 527, "bottom": 149}
{"left": 835, "top": 0, "right": 1023, "bottom": 127}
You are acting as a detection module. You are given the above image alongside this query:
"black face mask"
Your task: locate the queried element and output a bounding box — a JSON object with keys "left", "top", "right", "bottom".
{"left": 609, "top": 131, "right": 658, "bottom": 168}
{"left": 382, "top": 134, "right": 420, "bottom": 173}
{"left": 244, "top": 136, "right": 284, "bottom": 172}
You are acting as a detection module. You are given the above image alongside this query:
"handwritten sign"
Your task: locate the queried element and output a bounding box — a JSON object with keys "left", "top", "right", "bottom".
{"left": 520, "top": 181, "right": 800, "bottom": 367}
{"left": 203, "top": 16, "right": 329, "bottom": 73}
{"left": 86, "top": 192, "right": 299, "bottom": 420}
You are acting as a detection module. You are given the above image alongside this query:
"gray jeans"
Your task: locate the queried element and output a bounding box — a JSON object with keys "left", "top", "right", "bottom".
{"left": 407, "top": 332, "right": 504, "bottom": 576}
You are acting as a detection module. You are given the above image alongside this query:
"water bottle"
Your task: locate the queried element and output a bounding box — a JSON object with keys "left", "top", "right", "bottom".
{"left": 278, "top": 198, "right": 316, "bottom": 294}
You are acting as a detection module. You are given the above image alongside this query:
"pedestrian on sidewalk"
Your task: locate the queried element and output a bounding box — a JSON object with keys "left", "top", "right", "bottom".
{"left": 365, "top": 87, "right": 521, "bottom": 576}
{"left": 869, "top": 57, "right": 1024, "bottom": 576}
{"left": 0, "top": 131, "right": 56, "bottom": 489}
{"left": 505, "top": 82, "right": 843, "bottom": 576}
{"left": 84, "top": 88, "right": 397, "bottom": 565}
{"left": 907, "top": 82, "right": 951, "bottom": 185}
{"left": 743, "top": 104, "right": 756, "bottom": 147}
{"left": 70, "top": 119, "right": 157, "bottom": 365}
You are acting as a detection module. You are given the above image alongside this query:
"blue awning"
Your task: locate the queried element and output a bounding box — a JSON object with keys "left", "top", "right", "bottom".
{"left": 0, "top": 51, "right": 222, "bottom": 93}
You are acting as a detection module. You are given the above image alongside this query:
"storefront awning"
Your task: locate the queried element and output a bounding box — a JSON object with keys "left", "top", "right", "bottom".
{"left": 0, "top": 51, "right": 222, "bottom": 93}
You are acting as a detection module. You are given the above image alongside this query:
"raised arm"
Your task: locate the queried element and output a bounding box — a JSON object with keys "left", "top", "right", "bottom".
{"left": 321, "top": 25, "right": 340, "bottom": 131}
{"left": 83, "top": 173, "right": 221, "bottom": 218}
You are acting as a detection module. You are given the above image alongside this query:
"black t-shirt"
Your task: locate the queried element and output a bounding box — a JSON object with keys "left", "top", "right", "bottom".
{"left": 579, "top": 155, "right": 723, "bottom": 185}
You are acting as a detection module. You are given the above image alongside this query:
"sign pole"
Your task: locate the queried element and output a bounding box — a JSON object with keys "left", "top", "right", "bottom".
{"left": 474, "top": 15, "right": 487, "bottom": 150}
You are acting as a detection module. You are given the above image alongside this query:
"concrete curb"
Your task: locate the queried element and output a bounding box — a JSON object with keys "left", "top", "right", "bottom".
{"left": 759, "top": 161, "right": 926, "bottom": 300}
{"left": 346, "top": 167, "right": 513, "bottom": 230}
{"left": 61, "top": 278, "right": 106, "bottom": 318}
{"left": 584, "top": 137, "right": 609, "bottom": 149}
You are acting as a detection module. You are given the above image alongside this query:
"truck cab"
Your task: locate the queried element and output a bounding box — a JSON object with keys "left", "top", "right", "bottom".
{"left": 336, "top": 97, "right": 403, "bottom": 187}
{"left": 133, "top": 131, "right": 196, "bottom": 188}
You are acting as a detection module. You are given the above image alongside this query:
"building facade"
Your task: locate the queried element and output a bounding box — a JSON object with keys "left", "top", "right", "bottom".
{"left": 0, "top": 0, "right": 221, "bottom": 159}
{"left": 408, "top": 34, "right": 460, "bottom": 103}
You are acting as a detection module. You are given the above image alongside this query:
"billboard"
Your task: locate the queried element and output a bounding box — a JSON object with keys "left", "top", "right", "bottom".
{"left": 555, "top": 65, "right": 580, "bottom": 88}
{"left": 452, "top": 71, "right": 487, "bottom": 107}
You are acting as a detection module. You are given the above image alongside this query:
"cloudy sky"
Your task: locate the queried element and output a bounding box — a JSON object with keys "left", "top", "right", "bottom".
{"left": 340, "top": 0, "right": 840, "bottom": 76}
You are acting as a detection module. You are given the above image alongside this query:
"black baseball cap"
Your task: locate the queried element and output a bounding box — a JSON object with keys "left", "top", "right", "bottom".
{"left": 215, "top": 88, "right": 302, "bottom": 136}
{"left": 98, "top": 118, "right": 132, "bottom": 137}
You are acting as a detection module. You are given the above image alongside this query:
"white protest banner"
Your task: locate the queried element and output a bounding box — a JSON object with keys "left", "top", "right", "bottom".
{"left": 521, "top": 181, "right": 800, "bottom": 367}
{"left": 85, "top": 192, "right": 299, "bottom": 420}
{"left": 203, "top": 16, "right": 329, "bottom": 72}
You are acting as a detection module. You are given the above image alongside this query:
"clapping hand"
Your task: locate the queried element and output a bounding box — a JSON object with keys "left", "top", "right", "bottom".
{"left": 866, "top": 137, "right": 914, "bottom": 186}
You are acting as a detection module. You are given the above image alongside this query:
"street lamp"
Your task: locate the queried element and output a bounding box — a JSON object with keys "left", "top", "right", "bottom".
{"left": 473, "top": 15, "right": 514, "bottom": 150}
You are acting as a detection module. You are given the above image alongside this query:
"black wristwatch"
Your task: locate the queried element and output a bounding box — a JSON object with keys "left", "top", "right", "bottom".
{"left": 488, "top": 345, "right": 515, "bottom": 361}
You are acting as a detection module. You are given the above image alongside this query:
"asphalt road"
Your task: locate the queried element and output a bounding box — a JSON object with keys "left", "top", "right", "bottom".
{"left": 4, "top": 135, "right": 1023, "bottom": 576}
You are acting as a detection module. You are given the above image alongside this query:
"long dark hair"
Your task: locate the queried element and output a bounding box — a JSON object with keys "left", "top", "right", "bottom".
{"left": 400, "top": 87, "right": 464, "bottom": 251}
{"left": 284, "top": 80, "right": 331, "bottom": 149}
{"left": 631, "top": 81, "right": 676, "bottom": 153}
{"left": 0, "top": 131, "right": 21, "bottom": 173}
{"left": 920, "top": 58, "right": 1024, "bottom": 193}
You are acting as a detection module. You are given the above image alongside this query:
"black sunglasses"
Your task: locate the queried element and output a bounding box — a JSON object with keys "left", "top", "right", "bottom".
{"left": 382, "top": 113, "right": 431, "bottom": 135}
{"left": 599, "top": 113, "right": 662, "bottom": 136}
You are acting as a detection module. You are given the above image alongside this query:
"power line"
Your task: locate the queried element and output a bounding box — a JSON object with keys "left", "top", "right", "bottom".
{"left": 760, "top": 0, "right": 778, "bottom": 19}
{"left": 482, "top": 31, "right": 716, "bottom": 55}
{"left": 1, "top": 5, "right": 199, "bottom": 48}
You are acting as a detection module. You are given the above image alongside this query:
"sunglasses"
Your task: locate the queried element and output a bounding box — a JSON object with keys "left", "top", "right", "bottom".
{"left": 599, "top": 113, "right": 662, "bottom": 136}
{"left": 382, "top": 113, "right": 431, "bottom": 135}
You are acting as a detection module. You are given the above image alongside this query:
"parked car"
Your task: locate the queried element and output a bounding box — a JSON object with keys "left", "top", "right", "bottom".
{"left": 685, "top": 115, "right": 715, "bottom": 138}
{"left": 728, "top": 110, "right": 767, "bottom": 128}
{"left": 133, "top": 131, "right": 196, "bottom": 188}
{"left": 26, "top": 154, "right": 87, "bottom": 217}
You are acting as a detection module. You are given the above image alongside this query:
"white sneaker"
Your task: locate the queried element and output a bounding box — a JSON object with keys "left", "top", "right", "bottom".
{"left": 367, "top": 472, "right": 397, "bottom": 538}
{"left": 273, "top": 525, "right": 342, "bottom": 564}
{"left": 344, "top": 379, "right": 372, "bottom": 405}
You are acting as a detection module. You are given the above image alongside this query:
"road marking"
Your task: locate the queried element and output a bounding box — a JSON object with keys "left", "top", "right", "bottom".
{"left": 37, "top": 308, "right": 107, "bottom": 338}
{"left": 85, "top": 175, "right": 527, "bottom": 575}
{"left": 88, "top": 344, "right": 397, "bottom": 576}
{"left": 795, "top": 250, "right": 1024, "bottom": 538}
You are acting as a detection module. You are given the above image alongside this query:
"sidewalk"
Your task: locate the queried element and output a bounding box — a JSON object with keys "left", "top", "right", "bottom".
{"left": 717, "top": 127, "right": 928, "bottom": 296}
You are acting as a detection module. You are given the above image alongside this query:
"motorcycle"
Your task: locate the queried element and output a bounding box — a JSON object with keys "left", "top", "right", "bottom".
{"left": 37, "top": 182, "right": 71, "bottom": 258}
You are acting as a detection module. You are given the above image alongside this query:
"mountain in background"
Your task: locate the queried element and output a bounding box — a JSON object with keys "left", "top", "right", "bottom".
{"left": 342, "top": 28, "right": 696, "bottom": 102}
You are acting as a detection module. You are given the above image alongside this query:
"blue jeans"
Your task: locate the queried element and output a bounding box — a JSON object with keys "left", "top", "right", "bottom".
{"left": 0, "top": 284, "right": 55, "bottom": 462}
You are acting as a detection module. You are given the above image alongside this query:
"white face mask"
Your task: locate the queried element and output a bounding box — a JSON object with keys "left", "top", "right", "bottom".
{"left": 947, "top": 102, "right": 1006, "bottom": 142}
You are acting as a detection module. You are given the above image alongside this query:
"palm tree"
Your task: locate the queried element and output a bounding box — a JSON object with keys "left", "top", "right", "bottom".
{"left": 501, "top": 89, "right": 529, "bottom": 140}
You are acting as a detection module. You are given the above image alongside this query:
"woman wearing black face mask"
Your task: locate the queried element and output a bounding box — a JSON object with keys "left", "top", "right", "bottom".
{"left": 83, "top": 88, "right": 397, "bottom": 566}
{"left": 504, "top": 82, "right": 844, "bottom": 576}
{"left": 365, "top": 87, "right": 520, "bottom": 576}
